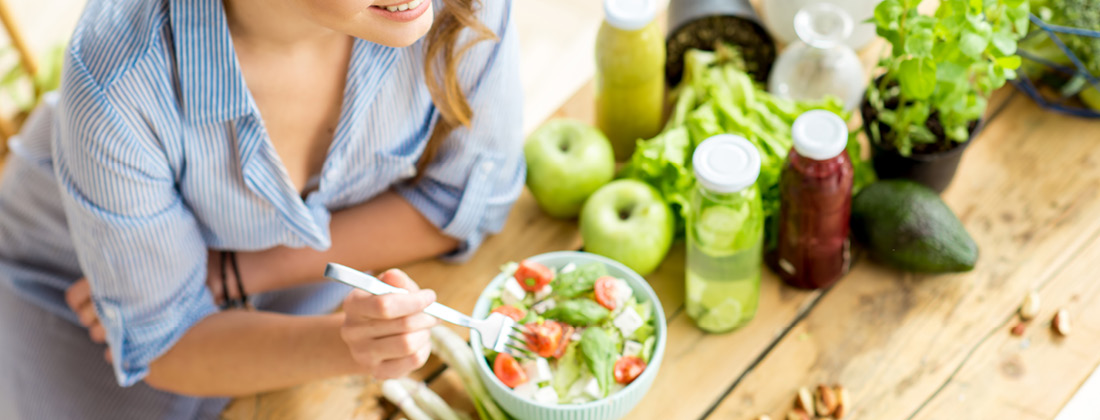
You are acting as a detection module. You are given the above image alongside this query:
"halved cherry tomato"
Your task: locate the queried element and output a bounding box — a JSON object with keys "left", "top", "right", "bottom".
{"left": 552, "top": 323, "right": 575, "bottom": 359}
{"left": 594, "top": 276, "right": 619, "bottom": 310}
{"left": 491, "top": 305, "right": 526, "bottom": 322}
{"left": 613, "top": 356, "right": 646, "bottom": 385}
{"left": 514, "top": 260, "right": 553, "bottom": 292}
{"left": 493, "top": 353, "right": 528, "bottom": 388}
{"left": 523, "top": 321, "right": 563, "bottom": 358}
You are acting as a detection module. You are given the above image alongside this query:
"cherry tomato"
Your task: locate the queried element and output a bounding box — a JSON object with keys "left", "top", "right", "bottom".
{"left": 523, "top": 321, "right": 563, "bottom": 358}
{"left": 514, "top": 260, "right": 553, "bottom": 292}
{"left": 613, "top": 356, "right": 646, "bottom": 385}
{"left": 493, "top": 353, "right": 528, "bottom": 388}
{"left": 552, "top": 323, "right": 575, "bottom": 359}
{"left": 491, "top": 305, "right": 526, "bottom": 322}
{"left": 594, "top": 276, "right": 620, "bottom": 310}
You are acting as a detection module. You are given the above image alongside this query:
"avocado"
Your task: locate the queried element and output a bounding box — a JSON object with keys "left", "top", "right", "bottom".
{"left": 851, "top": 180, "right": 978, "bottom": 272}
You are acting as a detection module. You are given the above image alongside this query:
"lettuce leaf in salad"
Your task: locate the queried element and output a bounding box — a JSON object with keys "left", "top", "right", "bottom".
{"left": 544, "top": 299, "right": 610, "bottom": 327}
{"left": 553, "top": 342, "right": 583, "bottom": 399}
{"left": 640, "top": 335, "right": 657, "bottom": 364}
{"left": 553, "top": 263, "right": 608, "bottom": 298}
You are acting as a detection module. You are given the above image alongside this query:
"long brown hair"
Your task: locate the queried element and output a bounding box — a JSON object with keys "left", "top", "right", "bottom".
{"left": 415, "top": 0, "right": 498, "bottom": 178}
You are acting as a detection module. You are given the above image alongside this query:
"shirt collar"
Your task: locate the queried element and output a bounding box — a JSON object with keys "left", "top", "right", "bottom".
{"left": 170, "top": 0, "right": 253, "bottom": 124}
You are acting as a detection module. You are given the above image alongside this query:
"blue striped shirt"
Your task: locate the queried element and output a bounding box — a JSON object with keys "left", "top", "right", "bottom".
{"left": 0, "top": 0, "right": 523, "bottom": 387}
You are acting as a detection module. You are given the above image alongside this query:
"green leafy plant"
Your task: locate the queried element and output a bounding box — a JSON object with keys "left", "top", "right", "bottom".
{"left": 867, "top": 0, "right": 1030, "bottom": 155}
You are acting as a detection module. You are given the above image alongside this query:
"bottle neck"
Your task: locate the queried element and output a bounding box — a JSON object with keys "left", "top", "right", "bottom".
{"left": 789, "top": 148, "right": 852, "bottom": 178}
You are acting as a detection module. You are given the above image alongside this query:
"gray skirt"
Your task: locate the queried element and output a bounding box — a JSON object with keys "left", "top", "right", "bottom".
{"left": 0, "top": 279, "right": 349, "bottom": 420}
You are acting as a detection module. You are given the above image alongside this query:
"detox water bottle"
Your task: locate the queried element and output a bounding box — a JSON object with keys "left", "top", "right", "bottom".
{"left": 686, "top": 135, "right": 764, "bottom": 333}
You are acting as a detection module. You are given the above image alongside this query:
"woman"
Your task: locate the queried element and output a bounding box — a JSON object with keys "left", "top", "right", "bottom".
{"left": 0, "top": 0, "right": 523, "bottom": 418}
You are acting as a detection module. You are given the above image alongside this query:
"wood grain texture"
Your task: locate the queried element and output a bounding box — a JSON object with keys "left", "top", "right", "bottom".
{"left": 914, "top": 231, "right": 1100, "bottom": 420}
{"left": 706, "top": 92, "right": 1100, "bottom": 420}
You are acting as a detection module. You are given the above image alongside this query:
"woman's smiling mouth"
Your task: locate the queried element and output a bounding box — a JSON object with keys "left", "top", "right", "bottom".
{"left": 369, "top": 0, "right": 430, "bottom": 22}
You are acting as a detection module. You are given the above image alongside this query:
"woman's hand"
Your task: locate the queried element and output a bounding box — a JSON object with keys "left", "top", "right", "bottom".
{"left": 340, "top": 269, "right": 438, "bottom": 380}
{"left": 65, "top": 278, "right": 114, "bottom": 363}
{"left": 65, "top": 278, "right": 107, "bottom": 344}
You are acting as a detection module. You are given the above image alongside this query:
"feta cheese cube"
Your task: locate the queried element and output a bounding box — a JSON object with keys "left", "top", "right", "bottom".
{"left": 533, "top": 386, "right": 559, "bottom": 404}
{"left": 566, "top": 374, "right": 589, "bottom": 398}
{"left": 560, "top": 263, "right": 577, "bottom": 274}
{"left": 513, "top": 381, "right": 538, "bottom": 399}
{"left": 535, "top": 284, "right": 553, "bottom": 301}
{"left": 531, "top": 298, "right": 556, "bottom": 315}
{"left": 610, "top": 278, "right": 633, "bottom": 308}
{"left": 623, "top": 340, "right": 643, "bottom": 358}
{"left": 582, "top": 377, "right": 602, "bottom": 399}
{"left": 501, "top": 278, "right": 527, "bottom": 306}
{"left": 522, "top": 358, "right": 553, "bottom": 384}
{"left": 613, "top": 307, "right": 644, "bottom": 339}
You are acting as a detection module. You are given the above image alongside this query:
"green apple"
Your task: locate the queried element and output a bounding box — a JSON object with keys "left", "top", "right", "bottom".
{"left": 580, "top": 179, "right": 674, "bottom": 276}
{"left": 525, "top": 119, "right": 615, "bottom": 218}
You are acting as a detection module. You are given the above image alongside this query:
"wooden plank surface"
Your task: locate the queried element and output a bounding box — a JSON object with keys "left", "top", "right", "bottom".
{"left": 706, "top": 92, "right": 1100, "bottom": 420}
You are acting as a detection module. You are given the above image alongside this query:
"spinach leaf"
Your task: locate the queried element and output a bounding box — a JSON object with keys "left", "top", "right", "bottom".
{"left": 553, "top": 263, "right": 608, "bottom": 298}
{"left": 579, "top": 328, "right": 616, "bottom": 397}
{"left": 543, "top": 299, "right": 610, "bottom": 327}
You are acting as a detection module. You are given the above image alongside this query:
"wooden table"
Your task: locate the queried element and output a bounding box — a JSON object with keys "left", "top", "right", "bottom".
{"left": 222, "top": 2, "right": 1100, "bottom": 419}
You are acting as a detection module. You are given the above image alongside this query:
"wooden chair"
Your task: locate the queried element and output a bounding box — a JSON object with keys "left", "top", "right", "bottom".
{"left": 0, "top": 0, "right": 41, "bottom": 156}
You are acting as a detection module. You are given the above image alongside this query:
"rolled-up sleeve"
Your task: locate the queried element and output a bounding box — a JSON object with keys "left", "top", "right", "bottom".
{"left": 396, "top": 0, "right": 525, "bottom": 261}
{"left": 53, "top": 59, "right": 216, "bottom": 387}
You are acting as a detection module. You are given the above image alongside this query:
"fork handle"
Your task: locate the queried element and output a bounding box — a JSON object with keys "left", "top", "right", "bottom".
{"left": 325, "top": 263, "right": 475, "bottom": 328}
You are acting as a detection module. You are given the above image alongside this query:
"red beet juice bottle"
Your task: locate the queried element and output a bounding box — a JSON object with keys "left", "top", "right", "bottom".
{"left": 772, "top": 110, "right": 854, "bottom": 289}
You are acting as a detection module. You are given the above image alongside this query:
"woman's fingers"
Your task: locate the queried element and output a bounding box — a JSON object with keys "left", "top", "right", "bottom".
{"left": 342, "top": 313, "right": 438, "bottom": 343}
{"left": 340, "top": 269, "right": 436, "bottom": 378}
{"left": 345, "top": 288, "right": 436, "bottom": 320}
{"left": 370, "top": 329, "right": 432, "bottom": 360}
{"left": 373, "top": 345, "right": 432, "bottom": 380}
{"left": 75, "top": 297, "right": 99, "bottom": 328}
{"left": 378, "top": 269, "right": 420, "bottom": 292}
{"left": 88, "top": 320, "right": 107, "bottom": 344}
{"left": 64, "top": 278, "right": 91, "bottom": 313}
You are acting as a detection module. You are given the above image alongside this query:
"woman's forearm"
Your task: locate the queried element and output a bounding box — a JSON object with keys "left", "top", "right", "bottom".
{"left": 144, "top": 310, "right": 356, "bottom": 396}
{"left": 242, "top": 191, "right": 458, "bottom": 293}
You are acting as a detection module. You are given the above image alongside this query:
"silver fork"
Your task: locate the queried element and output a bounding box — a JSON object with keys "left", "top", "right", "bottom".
{"left": 325, "top": 263, "right": 531, "bottom": 355}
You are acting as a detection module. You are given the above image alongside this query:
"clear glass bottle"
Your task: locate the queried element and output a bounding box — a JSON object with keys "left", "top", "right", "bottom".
{"left": 770, "top": 110, "right": 854, "bottom": 289}
{"left": 596, "top": 0, "right": 665, "bottom": 161}
{"left": 766, "top": 3, "right": 866, "bottom": 111}
{"left": 761, "top": 0, "right": 882, "bottom": 50}
{"left": 686, "top": 135, "right": 764, "bottom": 334}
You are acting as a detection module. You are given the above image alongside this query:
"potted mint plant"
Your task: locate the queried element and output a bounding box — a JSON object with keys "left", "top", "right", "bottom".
{"left": 861, "top": 0, "right": 1030, "bottom": 192}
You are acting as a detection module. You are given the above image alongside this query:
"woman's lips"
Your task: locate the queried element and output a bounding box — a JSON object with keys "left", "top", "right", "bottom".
{"left": 368, "top": 0, "right": 430, "bottom": 23}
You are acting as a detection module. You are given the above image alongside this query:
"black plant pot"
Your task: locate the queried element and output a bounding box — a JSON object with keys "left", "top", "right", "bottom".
{"left": 860, "top": 96, "right": 984, "bottom": 194}
{"left": 665, "top": 0, "right": 777, "bottom": 85}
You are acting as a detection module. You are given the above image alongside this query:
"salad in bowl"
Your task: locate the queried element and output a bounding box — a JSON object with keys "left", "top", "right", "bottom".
{"left": 470, "top": 251, "right": 666, "bottom": 420}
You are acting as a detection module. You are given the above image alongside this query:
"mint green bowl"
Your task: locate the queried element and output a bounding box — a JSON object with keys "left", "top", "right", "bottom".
{"left": 470, "top": 251, "right": 667, "bottom": 420}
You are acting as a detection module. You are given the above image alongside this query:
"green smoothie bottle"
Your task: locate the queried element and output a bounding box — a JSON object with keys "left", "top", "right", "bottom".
{"left": 596, "top": 0, "right": 665, "bottom": 161}
{"left": 686, "top": 135, "right": 764, "bottom": 333}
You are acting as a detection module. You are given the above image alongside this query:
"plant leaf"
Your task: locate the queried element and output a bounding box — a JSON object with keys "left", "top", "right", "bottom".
{"left": 899, "top": 58, "right": 937, "bottom": 100}
{"left": 991, "top": 31, "right": 1017, "bottom": 56}
{"left": 905, "top": 28, "right": 935, "bottom": 57}
{"left": 959, "top": 30, "right": 989, "bottom": 58}
{"left": 995, "top": 55, "right": 1022, "bottom": 70}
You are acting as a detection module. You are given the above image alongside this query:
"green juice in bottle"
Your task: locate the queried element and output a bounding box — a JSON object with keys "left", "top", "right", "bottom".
{"left": 595, "top": 0, "right": 665, "bottom": 161}
{"left": 686, "top": 135, "right": 764, "bottom": 333}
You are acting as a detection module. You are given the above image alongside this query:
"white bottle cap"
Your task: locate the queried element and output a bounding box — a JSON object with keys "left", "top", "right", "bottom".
{"left": 604, "top": 0, "right": 658, "bottom": 31}
{"left": 693, "top": 135, "right": 761, "bottom": 194}
{"left": 791, "top": 110, "right": 848, "bottom": 161}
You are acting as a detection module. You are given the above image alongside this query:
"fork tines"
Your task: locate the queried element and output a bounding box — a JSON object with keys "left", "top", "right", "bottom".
{"left": 504, "top": 324, "right": 534, "bottom": 358}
